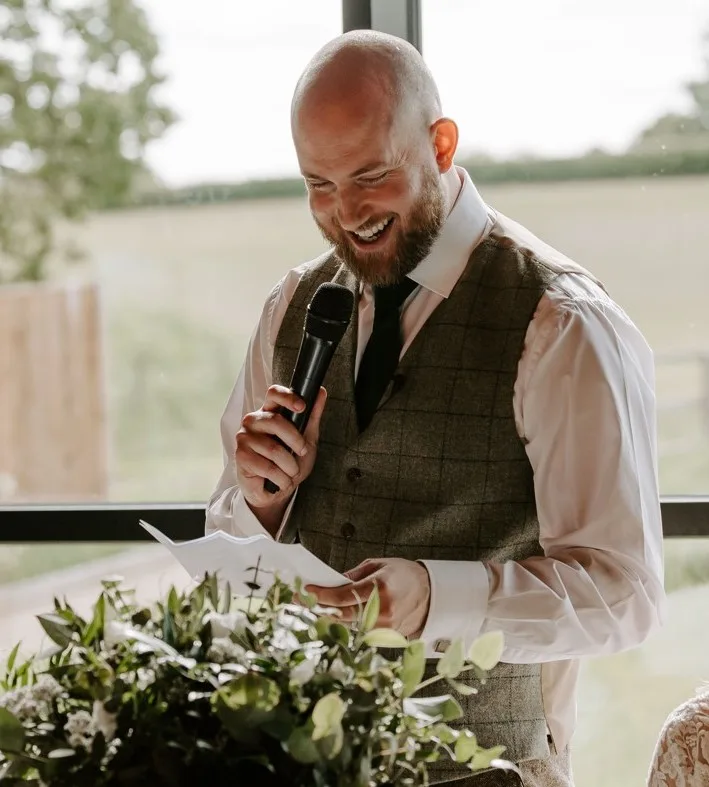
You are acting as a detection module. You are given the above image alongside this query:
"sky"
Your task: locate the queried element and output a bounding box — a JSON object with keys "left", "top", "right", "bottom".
{"left": 139, "top": 0, "right": 708, "bottom": 187}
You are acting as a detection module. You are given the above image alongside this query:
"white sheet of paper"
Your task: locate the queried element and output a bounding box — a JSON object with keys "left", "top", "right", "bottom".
{"left": 139, "top": 520, "right": 349, "bottom": 596}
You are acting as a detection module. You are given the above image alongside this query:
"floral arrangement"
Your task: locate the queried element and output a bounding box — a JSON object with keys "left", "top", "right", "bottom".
{"left": 0, "top": 571, "right": 509, "bottom": 786}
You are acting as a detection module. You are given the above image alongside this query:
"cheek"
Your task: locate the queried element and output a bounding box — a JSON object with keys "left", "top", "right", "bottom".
{"left": 308, "top": 191, "right": 335, "bottom": 223}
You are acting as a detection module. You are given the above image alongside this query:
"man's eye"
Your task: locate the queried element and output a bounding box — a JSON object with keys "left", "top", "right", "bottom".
{"left": 308, "top": 180, "right": 330, "bottom": 189}
{"left": 361, "top": 172, "right": 388, "bottom": 185}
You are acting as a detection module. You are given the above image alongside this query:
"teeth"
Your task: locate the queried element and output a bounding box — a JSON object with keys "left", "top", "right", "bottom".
{"left": 354, "top": 217, "right": 391, "bottom": 240}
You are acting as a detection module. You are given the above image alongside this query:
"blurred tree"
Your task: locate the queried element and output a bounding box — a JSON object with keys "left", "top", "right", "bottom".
{"left": 633, "top": 28, "right": 709, "bottom": 154}
{"left": 0, "top": 0, "right": 175, "bottom": 282}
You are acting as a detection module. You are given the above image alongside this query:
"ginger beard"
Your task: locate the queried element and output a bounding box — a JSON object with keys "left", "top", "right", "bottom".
{"left": 314, "top": 166, "right": 446, "bottom": 287}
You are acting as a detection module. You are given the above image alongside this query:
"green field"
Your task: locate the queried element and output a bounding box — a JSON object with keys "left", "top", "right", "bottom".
{"left": 65, "top": 173, "right": 709, "bottom": 501}
{"left": 6, "top": 174, "right": 709, "bottom": 786}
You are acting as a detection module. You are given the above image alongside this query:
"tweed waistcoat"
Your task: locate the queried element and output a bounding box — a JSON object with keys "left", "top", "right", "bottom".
{"left": 273, "top": 213, "right": 599, "bottom": 782}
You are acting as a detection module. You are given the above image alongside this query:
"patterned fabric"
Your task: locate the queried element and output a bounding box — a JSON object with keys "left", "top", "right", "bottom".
{"left": 273, "top": 213, "right": 595, "bottom": 783}
{"left": 648, "top": 691, "right": 709, "bottom": 786}
{"left": 437, "top": 745, "right": 572, "bottom": 786}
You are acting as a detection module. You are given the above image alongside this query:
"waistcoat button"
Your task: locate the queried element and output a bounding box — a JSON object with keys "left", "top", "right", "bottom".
{"left": 346, "top": 467, "right": 362, "bottom": 482}
{"left": 341, "top": 522, "right": 356, "bottom": 539}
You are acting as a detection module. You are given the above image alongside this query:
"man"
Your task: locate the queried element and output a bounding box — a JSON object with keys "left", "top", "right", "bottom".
{"left": 206, "top": 30, "right": 665, "bottom": 786}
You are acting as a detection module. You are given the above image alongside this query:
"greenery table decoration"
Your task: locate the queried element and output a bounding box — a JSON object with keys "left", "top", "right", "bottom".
{"left": 0, "top": 571, "right": 510, "bottom": 786}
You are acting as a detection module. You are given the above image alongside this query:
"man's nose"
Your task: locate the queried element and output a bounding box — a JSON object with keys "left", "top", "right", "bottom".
{"left": 336, "top": 189, "right": 368, "bottom": 231}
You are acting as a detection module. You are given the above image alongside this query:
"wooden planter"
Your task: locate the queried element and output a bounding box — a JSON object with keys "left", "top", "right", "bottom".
{"left": 0, "top": 281, "right": 108, "bottom": 502}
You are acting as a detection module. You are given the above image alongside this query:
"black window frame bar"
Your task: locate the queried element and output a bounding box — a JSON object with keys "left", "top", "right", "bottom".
{"left": 0, "top": 0, "right": 704, "bottom": 544}
{"left": 0, "top": 498, "right": 706, "bottom": 542}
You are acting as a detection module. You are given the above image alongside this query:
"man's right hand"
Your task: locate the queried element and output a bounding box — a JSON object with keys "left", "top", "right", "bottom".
{"left": 235, "top": 384, "right": 327, "bottom": 532}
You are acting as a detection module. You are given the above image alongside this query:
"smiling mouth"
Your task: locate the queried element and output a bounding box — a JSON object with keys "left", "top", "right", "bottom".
{"left": 349, "top": 216, "right": 394, "bottom": 244}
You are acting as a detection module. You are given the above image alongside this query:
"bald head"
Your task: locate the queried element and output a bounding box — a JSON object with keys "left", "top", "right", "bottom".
{"left": 291, "top": 30, "right": 441, "bottom": 139}
{"left": 290, "top": 31, "right": 459, "bottom": 288}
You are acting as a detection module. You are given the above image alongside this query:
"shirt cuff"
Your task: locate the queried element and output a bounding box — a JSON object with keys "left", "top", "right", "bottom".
{"left": 229, "top": 490, "right": 298, "bottom": 540}
{"left": 417, "top": 560, "right": 490, "bottom": 659}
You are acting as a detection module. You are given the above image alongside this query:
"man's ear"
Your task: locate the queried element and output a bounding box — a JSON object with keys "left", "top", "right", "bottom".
{"left": 430, "top": 117, "right": 459, "bottom": 172}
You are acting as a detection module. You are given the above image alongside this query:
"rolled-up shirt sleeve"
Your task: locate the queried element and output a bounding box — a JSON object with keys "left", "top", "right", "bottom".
{"left": 419, "top": 273, "right": 666, "bottom": 662}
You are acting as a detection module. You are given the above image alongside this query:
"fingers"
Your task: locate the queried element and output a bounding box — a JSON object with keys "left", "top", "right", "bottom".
{"left": 306, "top": 575, "right": 377, "bottom": 608}
{"left": 262, "top": 385, "right": 306, "bottom": 415}
{"left": 304, "top": 387, "right": 327, "bottom": 445}
{"left": 240, "top": 410, "right": 308, "bottom": 458}
{"left": 237, "top": 446, "right": 294, "bottom": 499}
{"left": 241, "top": 432, "right": 300, "bottom": 477}
{"left": 344, "top": 559, "right": 381, "bottom": 582}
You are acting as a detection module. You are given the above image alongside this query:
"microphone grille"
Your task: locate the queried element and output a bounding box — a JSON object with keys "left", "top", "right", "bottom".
{"left": 309, "top": 282, "right": 354, "bottom": 323}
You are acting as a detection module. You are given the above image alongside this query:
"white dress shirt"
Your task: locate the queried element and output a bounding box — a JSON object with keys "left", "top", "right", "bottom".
{"left": 206, "top": 167, "right": 666, "bottom": 751}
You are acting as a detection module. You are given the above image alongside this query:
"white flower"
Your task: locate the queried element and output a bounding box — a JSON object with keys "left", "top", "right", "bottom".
{"left": 135, "top": 668, "right": 156, "bottom": 690}
{"left": 270, "top": 627, "right": 299, "bottom": 657}
{"left": 206, "top": 637, "right": 246, "bottom": 664}
{"left": 329, "top": 657, "right": 350, "bottom": 683}
{"left": 208, "top": 611, "right": 248, "bottom": 639}
{"left": 92, "top": 700, "right": 117, "bottom": 742}
{"left": 32, "top": 674, "right": 64, "bottom": 703}
{"left": 64, "top": 710, "right": 95, "bottom": 751}
{"left": 104, "top": 620, "right": 132, "bottom": 649}
{"left": 290, "top": 654, "right": 319, "bottom": 686}
{"left": 0, "top": 687, "right": 40, "bottom": 721}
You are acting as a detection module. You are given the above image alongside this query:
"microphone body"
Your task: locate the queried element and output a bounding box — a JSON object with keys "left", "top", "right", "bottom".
{"left": 264, "top": 283, "right": 353, "bottom": 495}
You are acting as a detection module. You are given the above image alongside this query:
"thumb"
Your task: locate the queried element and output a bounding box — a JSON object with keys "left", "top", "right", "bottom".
{"left": 304, "top": 386, "right": 327, "bottom": 445}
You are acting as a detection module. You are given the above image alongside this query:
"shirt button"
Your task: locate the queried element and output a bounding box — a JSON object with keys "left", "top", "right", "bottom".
{"left": 346, "top": 467, "right": 362, "bottom": 483}
{"left": 341, "top": 522, "right": 356, "bottom": 539}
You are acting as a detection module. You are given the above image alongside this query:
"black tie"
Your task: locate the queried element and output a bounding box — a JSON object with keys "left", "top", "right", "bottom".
{"left": 355, "top": 277, "right": 418, "bottom": 432}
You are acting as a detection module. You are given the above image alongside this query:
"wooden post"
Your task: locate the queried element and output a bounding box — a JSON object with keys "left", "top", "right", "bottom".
{"left": 0, "top": 281, "right": 108, "bottom": 502}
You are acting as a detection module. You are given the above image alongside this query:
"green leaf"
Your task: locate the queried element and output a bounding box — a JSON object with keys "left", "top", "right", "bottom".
{"left": 286, "top": 724, "right": 320, "bottom": 764}
{"left": 402, "top": 695, "right": 463, "bottom": 722}
{"left": 362, "top": 628, "right": 408, "bottom": 649}
{"left": 5, "top": 642, "right": 21, "bottom": 674}
{"left": 454, "top": 730, "right": 479, "bottom": 762}
{"left": 162, "top": 609, "right": 177, "bottom": 647}
{"left": 436, "top": 638, "right": 465, "bottom": 679}
{"left": 468, "top": 631, "right": 504, "bottom": 671}
{"left": 0, "top": 708, "right": 25, "bottom": 752}
{"left": 470, "top": 745, "right": 507, "bottom": 771}
{"left": 167, "top": 586, "right": 180, "bottom": 615}
{"left": 208, "top": 574, "right": 220, "bottom": 608}
{"left": 360, "top": 585, "right": 379, "bottom": 632}
{"left": 221, "top": 582, "right": 232, "bottom": 613}
{"left": 400, "top": 640, "right": 426, "bottom": 697}
{"left": 315, "top": 724, "right": 344, "bottom": 760}
{"left": 36, "top": 614, "right": 74, "bottom": 648}
{"left": 83, "top": 593, "right": 105, "bottom": 645}
{"left": 446, "top": 678, "right": 478, "bottom": 697}
{"left": 328, "top": 622, "right": 350, "bottom": 648}
{"left": 311, "top": 693, "right": 346, "bottom": 741}
{"left": 219, "top": 674, "right": 280, "bottom": 712}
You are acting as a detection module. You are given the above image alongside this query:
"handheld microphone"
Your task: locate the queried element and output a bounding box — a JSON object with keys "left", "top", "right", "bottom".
{"left": 264, "top": 282, "right": 354, "bottom": 494}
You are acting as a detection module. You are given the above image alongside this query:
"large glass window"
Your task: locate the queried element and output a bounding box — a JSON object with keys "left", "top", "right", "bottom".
{"left": 0, "top": 0, "right": 338, "bottom": 509}
{"left": 423, "top": 2, "right": 709, "bottom": 784}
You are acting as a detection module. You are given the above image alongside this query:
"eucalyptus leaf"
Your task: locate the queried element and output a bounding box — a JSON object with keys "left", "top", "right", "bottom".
{"left": 400, "top": 640, "right": 426, "bottom": 698}
{"left": 220, "top": 673, "right": 280, "bottom": 712}
{"left": 436, "top": 638, "right": 465, "bottom": 678}
{"left": 361, "top": 585, "right": 380, "bottom": 633}
{"left": 0, "top": 708, "right": 25, "bottom": 752}
{"left": 470, "top": 745, "right": 508, "bottom": 771}
{"left": 311, "top": 693, "right": 346, "bottom": 740}
{"left": 362, "top": 628, "right": 408, "bottom": 649}
{"left": 468, "top": 631, "right": 504, "bottom": 671}
{"left": 446, "top": 678, "right": 478, "bottom": 696}
{"left": 286, "top": 725, "right": 320, "bottom": 764}
{"left": 454, "top": 730, "right": 479, "bottom": 762}
{"left": 402, "top": 695, "right": 463, "bottom": 722}
{"left": 315, "top": 723, "right": 344, "bottom": 760}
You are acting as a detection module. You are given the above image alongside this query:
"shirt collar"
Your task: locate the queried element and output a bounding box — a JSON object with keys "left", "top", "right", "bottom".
{"left": 406, "top": 166, "right": 492, "bottom": 298}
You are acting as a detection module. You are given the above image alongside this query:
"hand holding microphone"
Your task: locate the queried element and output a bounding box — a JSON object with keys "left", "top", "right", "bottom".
{"left": 234, "top": 283, "right": 354, "bottom": 530}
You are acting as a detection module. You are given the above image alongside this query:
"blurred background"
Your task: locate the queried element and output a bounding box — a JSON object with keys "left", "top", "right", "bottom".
{"left": 1, "top": 1, "right": 709, "bottom": 783}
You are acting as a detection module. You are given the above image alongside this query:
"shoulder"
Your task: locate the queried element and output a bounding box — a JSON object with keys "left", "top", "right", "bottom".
{"left": 649, "top": 691, "right": 709, "bottom": 786}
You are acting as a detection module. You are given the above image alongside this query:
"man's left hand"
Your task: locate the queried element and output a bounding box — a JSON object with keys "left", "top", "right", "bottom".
{"left": 306, "top": 558, "right": 431, "bottom": 639}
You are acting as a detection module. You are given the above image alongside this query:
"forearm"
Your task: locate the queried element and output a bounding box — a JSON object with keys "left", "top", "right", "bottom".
{"left": 419, "top": 549, "right": 665, "bottom": 663}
